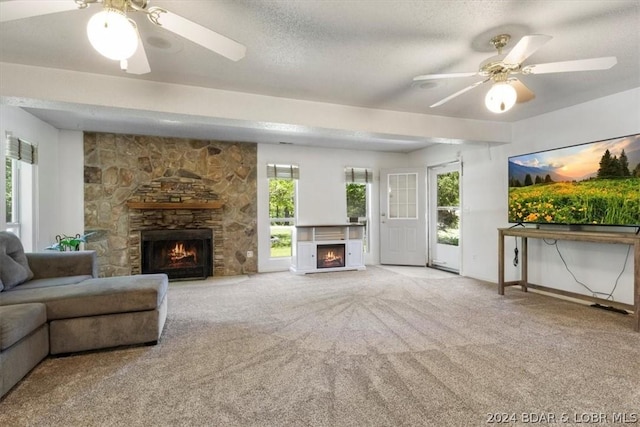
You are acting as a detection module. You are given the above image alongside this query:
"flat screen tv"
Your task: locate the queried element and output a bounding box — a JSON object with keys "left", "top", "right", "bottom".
{"left": 508, "top": 133, "right": 640, "bottom": 227}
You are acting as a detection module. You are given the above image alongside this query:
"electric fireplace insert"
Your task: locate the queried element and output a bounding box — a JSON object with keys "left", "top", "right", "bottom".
{"left": 316, "top": 244, "right": 346, "bottom": 269}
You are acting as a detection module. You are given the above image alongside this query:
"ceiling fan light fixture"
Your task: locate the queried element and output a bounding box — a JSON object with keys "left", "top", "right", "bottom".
{"left": 87, "top": 8, "right": 139, "bottom": 61}
{"left": 485, "top": 82, "right": 517, "bottom": 114}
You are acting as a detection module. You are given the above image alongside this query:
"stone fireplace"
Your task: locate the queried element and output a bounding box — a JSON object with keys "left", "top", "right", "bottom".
{"left": 125, "top": 179, "right": 225, "bottom": 277}
{"left": 84, "top": 133, "right": 257, "bottom": 278}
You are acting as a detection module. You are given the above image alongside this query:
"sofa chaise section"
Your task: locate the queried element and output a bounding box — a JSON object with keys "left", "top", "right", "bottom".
{"left": 0, "top": 303, "right": 49, "bottom": 397}
{"left": 0, "top": 274, "right": 168, "bottom": 354}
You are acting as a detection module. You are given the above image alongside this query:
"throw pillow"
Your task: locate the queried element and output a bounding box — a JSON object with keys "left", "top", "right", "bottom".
{"left": 0, "top": 231, "right": 34, "bottom": 290}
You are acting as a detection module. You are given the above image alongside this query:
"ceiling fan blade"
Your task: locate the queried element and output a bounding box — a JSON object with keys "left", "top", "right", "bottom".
{"left": 503, "top": 34, "right": 553, "bottom": 65}
{"left": 510, "top": 79, "right": 535, "bottom": 103}
{"left": 123, "top": 32, "right": 151, "bottom": 75}
{"left": 430, "top": 79, "right": 490, "bottom": 108}
{"left": 0, "top": 0, "right": 80, "bottom": 23}
{"left": 523, "top": 57, "right": 617, "bottom": 74}
{"left": 153, "top": 10, "right": 246, "bottom": 61}
{"left": 413, "top": 72, "right": 477, "bottom": 82}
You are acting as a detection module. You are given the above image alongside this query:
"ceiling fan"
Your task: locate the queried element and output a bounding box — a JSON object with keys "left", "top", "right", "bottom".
{"left": 0, "top": 0, "right": 247, "bottom": 75}
{"left": 413, "top": 34, "right": 617, "bottom": 113}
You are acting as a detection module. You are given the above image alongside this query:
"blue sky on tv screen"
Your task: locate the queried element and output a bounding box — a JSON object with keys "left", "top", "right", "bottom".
{"left": 510, "top": 134, "right": 640, "bottom": 182}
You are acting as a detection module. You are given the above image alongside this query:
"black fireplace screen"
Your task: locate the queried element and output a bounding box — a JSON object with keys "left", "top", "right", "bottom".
{"left": 142, "top": 229, "right": 212, "bottom": 280}
{"left": 317, "top": 244, "right": 346, "bottom": 269}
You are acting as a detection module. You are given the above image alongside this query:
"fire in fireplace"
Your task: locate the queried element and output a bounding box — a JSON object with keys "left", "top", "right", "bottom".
{"left": 317, "top": 244, "right": 346, "bottom": 269}
{"left": 142, "top": 229, "right": 212, "bottom": 280}
{"left": 165, "top": 242, "right": 198, "bottom": 268}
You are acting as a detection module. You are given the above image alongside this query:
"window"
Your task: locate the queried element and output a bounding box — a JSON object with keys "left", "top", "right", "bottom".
{"left": 4, "top": 135, "right": 35, "bottom": 238}
{"left": 345, "top": 167, "right": 372, "bottom": 252}
{"left": 268, "top": 164, "right": 298, "bottom": 258}
{"left": 5, "top": 157, "right": 20, "bottom": 236}
{"left": 5, "top": 158, "right": 20, "bottom": 237}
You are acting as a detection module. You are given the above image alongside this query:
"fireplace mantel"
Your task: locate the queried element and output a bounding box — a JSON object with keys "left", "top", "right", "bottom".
{"left": 126, "top": 201, "right": 224, "bottom": 210}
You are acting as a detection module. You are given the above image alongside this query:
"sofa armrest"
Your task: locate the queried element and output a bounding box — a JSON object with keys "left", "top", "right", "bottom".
{"left": 26, "top": 251, "right": 98, "bottom": 279}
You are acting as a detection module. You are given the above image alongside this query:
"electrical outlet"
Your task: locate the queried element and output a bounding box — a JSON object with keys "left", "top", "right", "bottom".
{"left": 246, "top": 250, "right": 254, "bottom": 258}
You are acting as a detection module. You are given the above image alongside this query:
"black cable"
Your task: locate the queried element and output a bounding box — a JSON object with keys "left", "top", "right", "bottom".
{"left": 607, "top": 244, "right": 632, "bottom": 300}
{"left": 543, "top": 239, "right": 632, "bottom": 301}
{"left": 507, "top": 224, "right": 524, "bottom": 265}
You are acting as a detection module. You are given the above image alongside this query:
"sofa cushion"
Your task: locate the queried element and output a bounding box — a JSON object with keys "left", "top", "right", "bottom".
{"left": 14, "top": 275, "right": 93, "bottom": 290}
{"left": 0, "top": 231, "right": 34, "bottom": 290}
{"left": 0, "top": 303, "right": 47, "bottom": 351}
{"left": 0, "top": 274, "right": 168, "bottom": 320}
{"left": 26, "top": 251, "right": 97, "bottom": 280}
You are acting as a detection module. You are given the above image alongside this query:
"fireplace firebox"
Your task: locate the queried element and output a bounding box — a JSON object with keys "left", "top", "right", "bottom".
{"left": 316, "top": 244, "right": 346, "bottom": 269}
{"left": 141, "top": 229, "right": 212, "bottom": 280}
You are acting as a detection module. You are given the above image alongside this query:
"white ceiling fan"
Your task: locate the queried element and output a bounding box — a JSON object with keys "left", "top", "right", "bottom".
{"left": 414, "top": 34, "right": 617, "bottom": 113}
{"left": 0, "top": 0, "right": 247, "bottom": 75}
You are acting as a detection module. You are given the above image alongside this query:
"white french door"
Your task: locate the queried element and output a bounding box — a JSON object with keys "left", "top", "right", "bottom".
{"left": 428, "top": 162, "right": 461, "bottom": 273}
{"left": 379, "top": 168, "right": 426, "bottom": 266}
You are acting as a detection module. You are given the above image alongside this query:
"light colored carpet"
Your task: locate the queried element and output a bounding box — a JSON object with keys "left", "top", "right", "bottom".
{"left": 1, "top": 266, "right": 639, "bottom": 426}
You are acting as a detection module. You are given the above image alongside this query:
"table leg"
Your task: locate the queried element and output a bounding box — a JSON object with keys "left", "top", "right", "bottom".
{"left": 521, "top": 237, "right": 528, "bottom": 292}
{"left": 634, "top": 241, "right": 639, "bottom": 332}
{"left": 498, "top": 230, "right": 505, "bottom": 295}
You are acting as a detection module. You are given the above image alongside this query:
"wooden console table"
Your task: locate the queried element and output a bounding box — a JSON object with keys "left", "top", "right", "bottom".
{"left": 497, "top": 227, "right": 640, "bottom": 332}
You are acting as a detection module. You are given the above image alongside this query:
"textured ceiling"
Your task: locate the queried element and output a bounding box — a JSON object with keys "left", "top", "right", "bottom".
{"left": 1, "top": 0, "right": 639, "bottom": 150}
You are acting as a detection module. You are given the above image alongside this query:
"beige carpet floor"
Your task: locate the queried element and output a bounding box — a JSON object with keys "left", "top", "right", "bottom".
{"left": 1, "top": 266, "right": 639, "bottom": 426}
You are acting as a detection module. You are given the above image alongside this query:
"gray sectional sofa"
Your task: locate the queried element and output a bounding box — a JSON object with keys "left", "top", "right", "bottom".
{"left": 0, "top": 231, "right": 168, "bottom": 398}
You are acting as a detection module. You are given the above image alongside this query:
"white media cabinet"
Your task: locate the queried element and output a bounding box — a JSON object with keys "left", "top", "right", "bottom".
{"left": 290, "top": 224, "right": 366, "bottom": 274}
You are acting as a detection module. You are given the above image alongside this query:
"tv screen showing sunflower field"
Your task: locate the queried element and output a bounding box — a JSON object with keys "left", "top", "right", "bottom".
{"left": 508, "top": 134, "right": 640, "bottom": 227}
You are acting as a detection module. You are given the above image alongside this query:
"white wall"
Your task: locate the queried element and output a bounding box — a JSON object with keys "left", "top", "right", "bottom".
{"left": 0, "top": 105, "right": 68, "bottom": 250}
{"left": 57, "top": 130, "right": 85, "bottom": 237}
{"left": 257, "top": 143, "right": 408, "bottom": 272}
{"left": 410, "top": 88, "right": 640, "bottom": 305}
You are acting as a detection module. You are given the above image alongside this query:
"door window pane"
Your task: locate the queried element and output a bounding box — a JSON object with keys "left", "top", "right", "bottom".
{"left": 436, "top": 171, "right": 460, "bottom": 246}
{"left": 388, "top": 173, "right": 418, "bottom": 219}
{"left": 437, "top": 208, "right": 459, "bottom": 246}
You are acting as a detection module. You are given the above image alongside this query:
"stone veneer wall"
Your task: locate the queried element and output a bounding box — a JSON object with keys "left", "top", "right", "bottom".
{"left": 84, "top": 132, "right": 257, "bottom": 277}
{"left": 127, "top": 181, "right": 224, "bottom": 276}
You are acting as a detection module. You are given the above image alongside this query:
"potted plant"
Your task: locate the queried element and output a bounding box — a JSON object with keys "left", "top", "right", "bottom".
{"left": 46, "top": 232, "right": 94, "bottom": 251}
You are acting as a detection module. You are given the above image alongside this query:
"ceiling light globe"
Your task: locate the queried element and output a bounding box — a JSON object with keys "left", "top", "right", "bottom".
{"left": 485, "top": 82, "right": 517, "bottom": 114}
{"left": 87, "top": 9, "right": 138, "bottom": 61}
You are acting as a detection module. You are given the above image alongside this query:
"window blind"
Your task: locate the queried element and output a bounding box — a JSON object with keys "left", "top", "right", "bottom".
{"left": 5, "top": 136, "right": 37, "bottom": 164}
{"left": 267, "top": 163, "right": 299, "bottom": 179}
{"left": 345, "top": 167, "right": 372, "bottom": 183}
